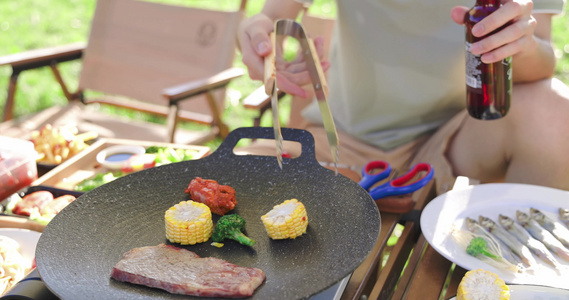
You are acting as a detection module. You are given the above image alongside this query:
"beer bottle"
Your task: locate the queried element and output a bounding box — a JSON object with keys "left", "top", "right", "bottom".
{"left": 465, "top": 0, "right": 512, "bottom": 120}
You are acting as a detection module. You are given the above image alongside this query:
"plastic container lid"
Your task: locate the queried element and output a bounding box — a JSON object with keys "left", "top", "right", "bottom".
{"left": 0, "top": 135, "right": 36, "bottom": 155}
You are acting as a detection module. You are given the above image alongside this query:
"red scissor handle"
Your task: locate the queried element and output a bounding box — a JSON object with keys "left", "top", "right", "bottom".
{"left": 390, "top": 163, "right": 432, "bottom": 187}
{"left": 368, "top": 163, "right": 433, "bottom": 200}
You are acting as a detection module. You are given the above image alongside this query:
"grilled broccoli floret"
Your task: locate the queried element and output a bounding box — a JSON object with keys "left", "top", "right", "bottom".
{"left": 466, "top": 237, "right": 499, "bottom": 259}
{"left": 212, "top": 214, "right": 255, "bottom": 247}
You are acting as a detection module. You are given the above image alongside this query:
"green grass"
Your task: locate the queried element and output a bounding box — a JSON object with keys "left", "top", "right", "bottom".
{"left": 1, "top": 0, "right": 568, "bottom": 149}
{"left": 552, "top": 8, "right": 569, "bottom": 83}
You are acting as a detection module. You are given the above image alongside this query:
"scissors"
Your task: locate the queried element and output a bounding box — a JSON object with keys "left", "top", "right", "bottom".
{"left": 359, "top": 161, "right": 434, "bottom": 213}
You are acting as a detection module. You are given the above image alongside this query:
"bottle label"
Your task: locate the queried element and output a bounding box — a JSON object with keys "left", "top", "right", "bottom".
{"left": 465, "top": 42, "right": 482, "bottom": 89}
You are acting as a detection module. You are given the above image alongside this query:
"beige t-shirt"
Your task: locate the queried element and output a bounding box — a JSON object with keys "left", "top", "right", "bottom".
{"left": 302, "top": 0, "right": 565, "bottom": 150}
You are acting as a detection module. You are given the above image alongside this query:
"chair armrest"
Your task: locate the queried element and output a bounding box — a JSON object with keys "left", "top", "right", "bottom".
{"left": 241, "top": 85, "right": 286, "bottom": 110}
{"left": 242, "top": 85, "right": 271, "bottom": 109}
{"left": 0, "top": 42, "right": 85, "bottom": 70}
{"left": 162, "top": 67, "right": 245, "bottom": 102}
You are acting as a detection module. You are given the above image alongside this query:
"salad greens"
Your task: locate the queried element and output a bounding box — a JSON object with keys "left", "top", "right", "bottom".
{"left": 75, "top": 171, "right": 124, "bottom": 192}
{"left": 145, "top": 146, "right": 198, "bottom": 166}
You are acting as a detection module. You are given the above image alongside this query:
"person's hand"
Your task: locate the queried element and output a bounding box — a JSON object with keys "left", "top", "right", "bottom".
{"left": 451, "top": 0, "right": 537, "bottom": 64}
{"left": 238, "top": 14, "right": 330, "bottom": 98}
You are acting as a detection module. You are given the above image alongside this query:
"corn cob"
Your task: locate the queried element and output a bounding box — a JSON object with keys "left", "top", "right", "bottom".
{"left": 165, "top": 200, "right": 213, "bottom": 245}
{"left": 457, "top": 269, "right": 510, "bottom": 300}
{"left": 261, "top": 199, "right": 308, "bottom": 240}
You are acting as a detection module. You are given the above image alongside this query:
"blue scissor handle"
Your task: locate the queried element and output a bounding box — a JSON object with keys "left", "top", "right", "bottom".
{"left": 368, "top": 163, "right": 434, "bottom": 200}
{"left": 358, "top": 160, "right": 392, "bottom": 191}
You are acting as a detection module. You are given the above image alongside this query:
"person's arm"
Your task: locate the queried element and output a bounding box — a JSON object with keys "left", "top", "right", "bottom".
{"left": 451, "top": 1, "right": 556, "bottom": 83}
{"left": 511, "top": 13, "right": 556, "bottom": 82}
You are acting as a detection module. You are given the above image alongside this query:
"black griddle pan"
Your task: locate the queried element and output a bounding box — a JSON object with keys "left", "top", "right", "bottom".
{"left": 35, "top": 127, "right": 381, "bottom": 300}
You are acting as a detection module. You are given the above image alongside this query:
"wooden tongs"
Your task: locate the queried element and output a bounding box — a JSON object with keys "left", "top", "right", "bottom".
{"left": 264, "top": 19, "right": 340, "bottom": 173}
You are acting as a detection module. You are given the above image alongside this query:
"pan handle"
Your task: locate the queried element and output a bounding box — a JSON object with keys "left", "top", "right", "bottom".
{"left": 209, "top": 127, "right": 320, "bottom": 167}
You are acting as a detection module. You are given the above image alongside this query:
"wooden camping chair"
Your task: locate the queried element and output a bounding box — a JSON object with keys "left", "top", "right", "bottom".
{"left": 0, "top": 0, "right": 247, "bottom": 144}
{"left": 243, "top": 11, "right": 335, "bottom": 129}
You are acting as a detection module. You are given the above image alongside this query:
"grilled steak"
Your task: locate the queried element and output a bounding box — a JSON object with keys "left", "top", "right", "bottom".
{"left": 110, "top": 244, "right": 265, "bottom": 298}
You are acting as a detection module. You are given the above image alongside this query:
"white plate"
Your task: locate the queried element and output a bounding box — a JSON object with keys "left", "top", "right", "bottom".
{"left": 448, "top": 284, "right": 569, "bottom": 300}
{"left": 421, "top": 183, "right": 569, "bottom": 290}
{"left": 0, "top": 228, "right": 41, "bottom": 265}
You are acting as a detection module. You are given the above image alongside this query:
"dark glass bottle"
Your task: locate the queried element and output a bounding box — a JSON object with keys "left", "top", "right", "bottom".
{"left": 465, "top": 0, "right": 512, "bottom": 120}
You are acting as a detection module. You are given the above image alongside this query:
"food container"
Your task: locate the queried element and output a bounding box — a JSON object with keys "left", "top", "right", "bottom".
{"left": 0, "top": 136, "right": 38, "bottom": 201}
{"left": 0, "top": 185, "right": 83, "bottom": 232}
{"left": 33, "top": 138, "right": 211, "bottom": 191}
